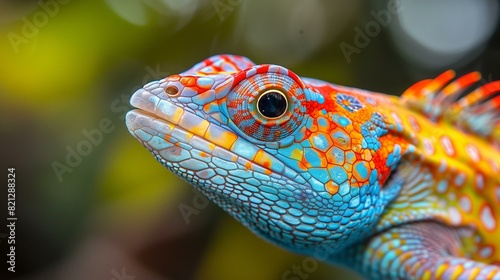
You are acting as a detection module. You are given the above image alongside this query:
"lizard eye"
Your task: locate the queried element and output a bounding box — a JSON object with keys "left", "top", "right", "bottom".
{"left": 226, "top": 67, "right": 307, "bottom": 143}
{"left": 257, "top": 89, "right": 288, "bottom": 119}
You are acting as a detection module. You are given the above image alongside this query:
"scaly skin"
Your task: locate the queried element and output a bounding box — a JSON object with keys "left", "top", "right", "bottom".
{"left": 126, "top": 55, "right": 500, "bottom": 279}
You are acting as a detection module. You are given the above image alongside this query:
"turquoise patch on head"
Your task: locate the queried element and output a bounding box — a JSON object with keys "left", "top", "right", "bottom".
{"left": 136, "top": 129, "right": 153, "bottom": 142}
{"left": 354, "top": 162, "right": 369, "bottom": 180}
{"left": 304, "top": 148, "right": 323, "bottom": 166}
{"left": 338, "top": 182, "right": 350, "bottom": 196}
{"left": 386, "top": 153, "right": 394, "bottom": 166}
{"left": 338, "top": 116, "right": 351, "bottom": 127}
{"left": 369, "top": 169, "right": 378, "bottom": 184}
{"left": 312, "top": 133, "right": 330, "bottom": 151}
{"left": 346, "top": 151, "right": 356, "bottom": 164}
{"left": 317, "top": 117, "right": 328, "bottom": 128}
{"left": 196, "top": 77, "right": 214, "bottom": 87}
{"left": 329, "top": 166, "right": 348, "bottom": 184}
{"left": 332, "top": 147, "right": 344, "bottom": 164}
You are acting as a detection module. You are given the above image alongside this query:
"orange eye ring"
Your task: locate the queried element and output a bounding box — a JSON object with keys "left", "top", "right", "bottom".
{"left": 227, "top": 71, "right": 306, "bottom": 143}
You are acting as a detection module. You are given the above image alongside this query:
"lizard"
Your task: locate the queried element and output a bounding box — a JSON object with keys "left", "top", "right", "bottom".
{"left": 125, "top": 54, "right": 500, "bottom": 279}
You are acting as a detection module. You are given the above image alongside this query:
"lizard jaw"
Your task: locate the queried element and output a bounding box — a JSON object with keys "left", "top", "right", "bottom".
{"left": 126, "top": 87, "right": 241, "bottom": 166}
{"left": 126, "top": 86, "right": 289, "bottom": 185}
{"left": 127, "top": 85, "right": 294, "bottom": 179}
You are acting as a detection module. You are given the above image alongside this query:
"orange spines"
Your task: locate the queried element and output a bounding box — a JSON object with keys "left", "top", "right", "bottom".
{"left": 435, "top": 72, "right": 481, "bottom": 105}
{"left": 452, "top": 81, "right": 500, "bottom": 111}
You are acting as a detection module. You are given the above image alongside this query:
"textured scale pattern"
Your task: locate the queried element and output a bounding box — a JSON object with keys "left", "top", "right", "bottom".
{"left": 126, "top": 55, "right": 500, "bottom": 279}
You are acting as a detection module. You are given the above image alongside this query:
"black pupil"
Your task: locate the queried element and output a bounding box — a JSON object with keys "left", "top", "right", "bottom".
{"left": 258, "top": 90, "right": 287, "bottom": 118}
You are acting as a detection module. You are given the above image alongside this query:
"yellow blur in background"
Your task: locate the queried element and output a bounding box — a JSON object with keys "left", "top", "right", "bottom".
{"left": 0, "top": 0, "right": 498, "bottom": 279}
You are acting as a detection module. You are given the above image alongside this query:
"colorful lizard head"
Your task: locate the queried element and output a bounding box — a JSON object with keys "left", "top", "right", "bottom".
{"left": 126, "top": 55, "right": 409, "bottom": 254}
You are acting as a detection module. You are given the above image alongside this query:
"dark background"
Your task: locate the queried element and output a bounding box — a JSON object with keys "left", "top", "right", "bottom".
{"left": 0, "top": 0, "right": 499, "bottom": 279}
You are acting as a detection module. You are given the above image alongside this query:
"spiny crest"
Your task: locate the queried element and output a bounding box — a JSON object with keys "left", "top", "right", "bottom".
{"left": 401, "top": 71, "right": 500, "bottom": 147}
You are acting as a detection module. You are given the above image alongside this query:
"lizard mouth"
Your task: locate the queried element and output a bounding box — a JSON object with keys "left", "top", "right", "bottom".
{"left": 126, "top": 87, "right": 275, "bottom": 173}
{"left": 127, "top": 88, "right": 191, "bottom": 130}
{"left": 126, "top": 87, "right": 239, "bottom": 160}
{"left": 126, "top": 86, "right": 291, "bottom": 182}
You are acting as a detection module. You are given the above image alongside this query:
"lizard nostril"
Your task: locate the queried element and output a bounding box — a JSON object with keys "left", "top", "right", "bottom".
{"left": 165, "top": 86, "right": 179, "bottom": 97}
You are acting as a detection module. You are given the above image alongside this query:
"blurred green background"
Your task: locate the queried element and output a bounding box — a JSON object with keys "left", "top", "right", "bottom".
{"left": 0, "top": 0, "right": 499, "bottom": 279}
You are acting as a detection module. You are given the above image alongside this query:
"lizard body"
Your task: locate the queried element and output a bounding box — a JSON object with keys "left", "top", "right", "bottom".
{"left": 126, "top": 55, "right": 500, "bottom": 279}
